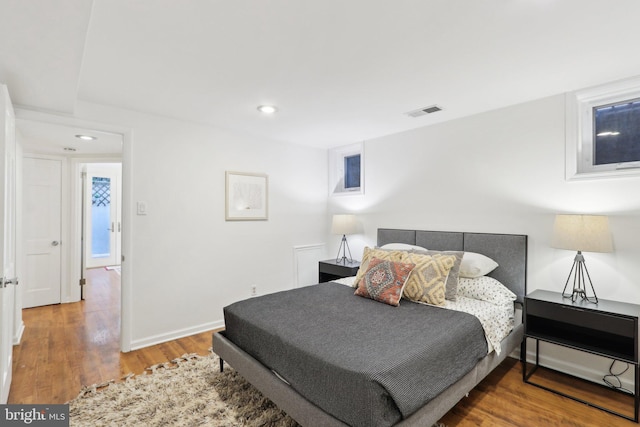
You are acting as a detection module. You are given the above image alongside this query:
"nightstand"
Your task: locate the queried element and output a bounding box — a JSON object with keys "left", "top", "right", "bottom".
{"left": 524, "top": 289, "right": 640, "bottom": 422}
{"left": 318, "top": 259, "right": 360, "bottom": 283}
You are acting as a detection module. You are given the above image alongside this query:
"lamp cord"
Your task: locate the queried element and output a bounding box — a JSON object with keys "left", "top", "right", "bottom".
{"left": 603, "top": 360, "right": 633, "bottom": 394}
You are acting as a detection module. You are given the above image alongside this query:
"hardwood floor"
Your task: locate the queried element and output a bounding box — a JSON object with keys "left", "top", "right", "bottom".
{"left": 8, "top": 268, "right": 216, "bottom": 405}
{"left": 440, "top": 358, "right": 636, "bottom": 426}
{"left": 8, "top": 270, "right": 637, "bottom": 426}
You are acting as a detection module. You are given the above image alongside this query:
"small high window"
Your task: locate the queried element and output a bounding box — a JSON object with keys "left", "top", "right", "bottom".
{"left": 566, "top": 77, "right": 640, "bottom": 179}
{"left": 343, "top": 154, "right": 361, "bottom": 190}
{"left": 593, "top": 99, "right": 640, "bottom": 166}
{"left": 329, "top": 143, "right": 364, "bottom": 195}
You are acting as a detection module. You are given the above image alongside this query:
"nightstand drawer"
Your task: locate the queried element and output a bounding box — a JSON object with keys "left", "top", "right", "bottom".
{"left": 321, "top": 263, "right": 356, "bottom": 277}
{"left": 318, "top": 259, "right": 360, "bottom": 283}
{"left": 526, "top": 298, "right": 635, "bottom": 338}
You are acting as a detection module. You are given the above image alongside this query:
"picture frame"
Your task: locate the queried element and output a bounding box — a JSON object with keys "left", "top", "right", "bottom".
{"left": 225, "top": 171, "right": 269, "bottom": 221}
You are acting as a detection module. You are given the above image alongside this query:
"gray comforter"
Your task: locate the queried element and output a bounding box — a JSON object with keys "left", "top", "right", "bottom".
{"left": 223, "top": 283, "right": 487, "bottom": 427}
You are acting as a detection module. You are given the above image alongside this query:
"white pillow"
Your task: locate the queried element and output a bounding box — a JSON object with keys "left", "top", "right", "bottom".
{"left": 380, "top": 243, "right": 427, "bottom": 251}
{"left": 457, "top": 276, "right": 516, "bottom": 307}
{"left": 459, "top": 252, "right": 498, "bottom": 278}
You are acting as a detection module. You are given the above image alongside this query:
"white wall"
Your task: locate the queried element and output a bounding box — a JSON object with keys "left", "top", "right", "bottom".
{"left": 47, "top": 101, "right": 328, "bottom": 349}
{"left": 329, "top": 93, "right": 640, "bottom": 387}
{"left": 331, "top": 94, "right": 640, "bottom": 303}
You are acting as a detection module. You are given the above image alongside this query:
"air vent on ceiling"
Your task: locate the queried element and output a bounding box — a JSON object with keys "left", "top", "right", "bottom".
{"left": 406, "top": 105, "right": 443, "bottom": 118}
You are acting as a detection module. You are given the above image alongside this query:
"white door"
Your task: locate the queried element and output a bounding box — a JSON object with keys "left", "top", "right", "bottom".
{"left": 23, "top": 157, "right": 62, "bottom": 308}
{"left": 0, "top": 85, "right": 17, "bottom": 403}
{"left": 85, "top": 165, "right": 121, "bottom": 268}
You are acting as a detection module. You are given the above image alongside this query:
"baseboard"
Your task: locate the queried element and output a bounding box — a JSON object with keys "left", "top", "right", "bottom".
{"left": 130, "top": 319, "right": 225, "bottom": 351}
{"left": 12, "top": 321, "right": 25, "bottom": 345}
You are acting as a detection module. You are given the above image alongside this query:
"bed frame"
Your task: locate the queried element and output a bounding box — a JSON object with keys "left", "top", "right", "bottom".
{"left": 213, "top": 229, "right": 527, "bottom": 426}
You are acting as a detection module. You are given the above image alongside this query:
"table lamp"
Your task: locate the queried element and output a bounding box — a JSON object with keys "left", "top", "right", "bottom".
{"left": 551, "top": 214, "right": 613, "bottom": 304}
{"left": 331, "top": 214, "right": 357, "bottom": 264}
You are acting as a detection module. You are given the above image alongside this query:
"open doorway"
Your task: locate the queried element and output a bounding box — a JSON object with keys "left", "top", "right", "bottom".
{"left": 18, "top": 119, "right": 123, "bottom": 304}
{"left": 81, "top": 162, "right": 122, "bottom": 299}
{"left": 16, "top": 113, "right": 132, "bottom": 351}
{"left": 83, "top": 164, "right": 122, "bottom": 269}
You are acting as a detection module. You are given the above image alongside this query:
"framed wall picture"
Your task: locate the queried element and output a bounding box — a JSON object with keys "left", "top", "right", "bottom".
{"left": 225, "top": 171, "right": 268, "bottom": 221}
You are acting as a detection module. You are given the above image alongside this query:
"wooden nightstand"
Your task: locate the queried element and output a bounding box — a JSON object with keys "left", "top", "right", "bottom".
{"left": 524, "top": 289, "right": 640, "bottom": 422}
{"left": 318, "top": 259, "right": 360, "bottom": 283}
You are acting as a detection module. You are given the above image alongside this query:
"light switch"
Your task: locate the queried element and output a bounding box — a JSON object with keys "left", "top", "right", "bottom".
{"left": 137, "top": 201, "right": 148, "bottom": 215}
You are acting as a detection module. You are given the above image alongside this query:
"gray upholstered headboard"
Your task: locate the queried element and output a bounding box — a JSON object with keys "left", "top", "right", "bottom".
{"left": 377, "top": 228, "right": 528, "bottom": 304}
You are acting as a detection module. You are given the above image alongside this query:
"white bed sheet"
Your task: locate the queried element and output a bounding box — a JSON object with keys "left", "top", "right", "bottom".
{"left": 441, "top": 296, "right": 513, "bottom": 354}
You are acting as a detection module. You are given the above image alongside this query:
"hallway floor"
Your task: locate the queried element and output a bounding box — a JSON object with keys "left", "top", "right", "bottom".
{"left": 8, "top": 268, "right": 214, "bottom": 404}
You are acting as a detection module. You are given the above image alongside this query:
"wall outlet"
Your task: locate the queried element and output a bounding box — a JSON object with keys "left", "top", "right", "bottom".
{"left": 250, "top": 285, "right": 257, "bottom": 296}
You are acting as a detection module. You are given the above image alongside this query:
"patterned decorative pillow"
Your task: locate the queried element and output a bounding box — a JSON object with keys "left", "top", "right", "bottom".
{"left": 354, "top": 257, "right": 416, "bottom": 306}
{"left": 352, "top": 247, "right": 408, "bottom": 288}
{"left": 413, "top": 250, "right": 463, "bottom": 301}
{"left": 402, "top": 252, "right": 457, "bottom": 306}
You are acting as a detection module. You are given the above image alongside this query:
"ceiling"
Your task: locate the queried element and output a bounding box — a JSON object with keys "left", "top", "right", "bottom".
{"left": 17, "top": 119, "right": 123, "bottom": 155}
{"left": 2, "top": 0, "right": 640, "bottom": 149}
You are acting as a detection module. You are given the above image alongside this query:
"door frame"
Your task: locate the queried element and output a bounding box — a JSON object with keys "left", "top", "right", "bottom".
{"left": 14, "top": 138, "right": 23, "bottom": 344}
{"left": 0, "top": 84, "right": 17, "bottom": 403}
{"left": 15, "top": 109, "right": 133, "bottom": 352}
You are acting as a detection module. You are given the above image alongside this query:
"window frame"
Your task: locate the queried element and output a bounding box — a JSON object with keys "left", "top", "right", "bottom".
{"left": 329, "top": 142, "right": 364, "bottom": 196}
{"left": 566, "top": 76, "right": 640, "bottom": 180}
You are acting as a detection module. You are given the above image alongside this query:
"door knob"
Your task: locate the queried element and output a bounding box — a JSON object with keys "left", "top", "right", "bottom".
{"left": 51, "top": 240, "right": 60, "bottom": 246}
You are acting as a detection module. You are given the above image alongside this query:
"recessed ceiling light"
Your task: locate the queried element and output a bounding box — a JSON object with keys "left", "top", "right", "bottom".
{"left": 75, "top": 134, "right": 97, "bottom": 141}
{"left": 257, "top": 105, "right": 278, "bottom": 114}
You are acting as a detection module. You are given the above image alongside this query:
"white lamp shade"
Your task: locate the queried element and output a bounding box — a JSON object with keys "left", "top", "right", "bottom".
{"left": 331, "top": 214, "right": 357, "bottom": 235}
{"left": 551, "top": 214, "right": 613, "bottom": 253}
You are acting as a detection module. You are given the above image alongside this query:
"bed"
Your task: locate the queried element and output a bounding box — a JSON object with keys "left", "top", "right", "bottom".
{"left": 213, "top": 229, "right": 527, "bottom": 426}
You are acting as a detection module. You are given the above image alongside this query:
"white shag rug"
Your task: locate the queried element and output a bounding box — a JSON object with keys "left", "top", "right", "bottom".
{"left": 69, "top": 352, "right": 298, "bottom": 426}
{"left": 69, "top": 351, "right": 446, "bottom": 427}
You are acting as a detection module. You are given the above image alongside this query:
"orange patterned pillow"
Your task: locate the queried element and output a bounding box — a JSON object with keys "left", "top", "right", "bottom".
{"left": 354, "top": 257, "right": 416, "bottom": 306}
{"left": 352, "top": 247, "right": 408, "bottom": 288}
